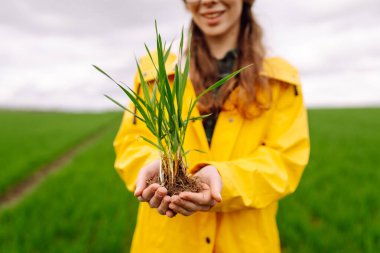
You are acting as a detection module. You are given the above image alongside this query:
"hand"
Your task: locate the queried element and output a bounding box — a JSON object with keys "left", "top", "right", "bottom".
{"left": 169, "top": 165, "right": 222, "bottom": 216}
{"left": 134, "top": 160, "right": 176, "bottom": 218}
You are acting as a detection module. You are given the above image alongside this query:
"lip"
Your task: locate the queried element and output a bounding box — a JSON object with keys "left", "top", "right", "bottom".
{"left": 200, "top": 10, "right": 225, "bottom": 26}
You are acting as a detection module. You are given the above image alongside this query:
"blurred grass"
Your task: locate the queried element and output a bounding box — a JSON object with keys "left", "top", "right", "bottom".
{"left": 0, "top": 116, "right": 138, "bottom": 253}
{"left": 278, "top": 107, "right": 380, "bottom": 252}
{"left": 0, "top": 110, "right": 119, "bottom": 194}
{"left": 0, "top": 108, "right": 379, "bottom": 252}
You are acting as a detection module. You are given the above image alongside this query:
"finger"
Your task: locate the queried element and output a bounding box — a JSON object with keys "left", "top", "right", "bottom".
{"left": 179, "top": 190, "right": 211, "bottom": 206}
{"left": 135, "top": 171, "right": 150, "bottom": 197}
{"left": 149, "top": 187, "right": 167, "bottom": 208}
{"left": 202, "top": 171, "right": 222, "bottom": 203}
{"left": 169, "top": 203, "right": 193, "bottom": 216}
{"left": 173, "top": 197, "right": 211, "bottom": 212}
{"left": 210, "top": 179, "right": 222, "bottom": 203}
{"left": 166, "top": 209, "right": 177, "bottom": 218}
{"left": 135, "top": 160, "right": 160, "bottom": 196}
{"left": 137, "top": 196, "right": 144, "bottom": 202}
{"left": 141, "top": 183, "right": 160, "bottom": 202}
{"left": 157, "top": 196, "right": 170, "bottom": 215}
{"left": 134, "top": 181, "right": 146, "bottom": 197}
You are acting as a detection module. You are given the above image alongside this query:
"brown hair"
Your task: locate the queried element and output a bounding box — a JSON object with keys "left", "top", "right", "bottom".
{"left": 188, "top": 1, "right": 271, "bottom": 119}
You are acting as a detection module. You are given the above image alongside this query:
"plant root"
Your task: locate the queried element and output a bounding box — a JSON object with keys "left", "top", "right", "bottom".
{"left": 147, "top": 161, "right": 202, "bottom": 196}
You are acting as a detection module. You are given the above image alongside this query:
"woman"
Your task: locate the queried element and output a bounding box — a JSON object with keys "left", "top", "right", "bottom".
{"left": 114, "top": 0, "right": 310, "bottom": 252}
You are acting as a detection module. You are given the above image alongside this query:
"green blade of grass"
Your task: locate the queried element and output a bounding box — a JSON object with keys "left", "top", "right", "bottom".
{"left": 104, "top": 95, "right": 146, "bottom": 123}
{"left": 140, "top": 136, "right": 164, "bottom": 153}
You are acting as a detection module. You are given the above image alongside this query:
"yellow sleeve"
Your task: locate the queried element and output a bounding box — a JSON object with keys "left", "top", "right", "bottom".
{"left": 191, "top": 82, "right": 310, "bottom": 212}
{"left": 113, "top": 78, "right": 160, "bottom": 192}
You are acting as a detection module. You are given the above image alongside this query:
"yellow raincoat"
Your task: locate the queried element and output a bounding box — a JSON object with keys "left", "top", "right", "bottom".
{"left": 113, "top": 52, "right": 310, "bottom": 253}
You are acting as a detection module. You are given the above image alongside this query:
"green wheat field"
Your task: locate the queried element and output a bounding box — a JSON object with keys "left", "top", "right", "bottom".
{"left": 0, "top": 108, "right": 379, "bottom": 252}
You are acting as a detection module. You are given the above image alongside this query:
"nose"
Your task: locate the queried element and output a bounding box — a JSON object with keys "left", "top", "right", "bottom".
{"left": 201, "top": 0, "right": 218, "bottom": 4}
{"left": 200, "top": 0, "right": 218, "bottom": 7}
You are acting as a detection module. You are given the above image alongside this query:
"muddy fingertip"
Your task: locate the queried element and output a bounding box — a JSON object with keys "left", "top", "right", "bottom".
{"left": 166, "top": 210, "right": 175, "bottom": 218}
{"left": 163, "top": 195, "right": 170, "bottom": 203}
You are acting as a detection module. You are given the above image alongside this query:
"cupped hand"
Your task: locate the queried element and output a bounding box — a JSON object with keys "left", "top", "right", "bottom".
{"left": 134, "top": 160, "right": 176, "bottom": 218}
{"left": 169, "top": 165, "right": 222, "bottom": 216}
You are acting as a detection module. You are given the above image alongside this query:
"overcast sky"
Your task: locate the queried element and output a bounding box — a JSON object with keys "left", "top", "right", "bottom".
{"left": 0, "top": 0, "right": 379, "bottom": 111}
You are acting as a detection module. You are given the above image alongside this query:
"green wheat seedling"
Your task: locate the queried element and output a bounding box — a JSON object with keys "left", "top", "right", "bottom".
{"left": 93, "top": 22, "right": 250, "bottom": 194}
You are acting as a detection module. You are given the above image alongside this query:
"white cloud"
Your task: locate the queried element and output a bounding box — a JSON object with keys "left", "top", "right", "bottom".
{"left": 255, "top": 0, "right": 380, "bottom": 107}
{"left": 0, "top": 0, "right": 379, "bottom": 111}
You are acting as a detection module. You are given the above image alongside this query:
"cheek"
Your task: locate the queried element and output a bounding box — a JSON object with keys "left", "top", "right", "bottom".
{"left": 190, "top": 12, "right": 211, "bottom": 34}
{"left": 191, "top": 13, "right": 202, "bottom": 26}
{"left": 225, "top": 0, "right": 244, "bottom": 7}
{"left": 188, "top": 8, "right": 201, "bottom": 25}
{"left": 224, "top": 10, "right": 239, "bottom": 26}
{"left": 227, "top": 2, "right": 243, "bottom": 20}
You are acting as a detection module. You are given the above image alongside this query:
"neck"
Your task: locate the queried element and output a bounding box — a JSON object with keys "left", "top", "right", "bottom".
{"left": 204, "top": 23, "right": 240, "bottom": 60}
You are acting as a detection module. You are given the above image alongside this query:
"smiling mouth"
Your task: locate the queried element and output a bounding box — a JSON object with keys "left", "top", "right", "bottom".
{"left": 202, "top": 11, "right": 225, "bottom": 19}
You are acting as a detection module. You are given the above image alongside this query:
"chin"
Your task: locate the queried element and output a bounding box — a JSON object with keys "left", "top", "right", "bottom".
{"left": 201, "top": 26, "right": 228, "bottom": 37}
